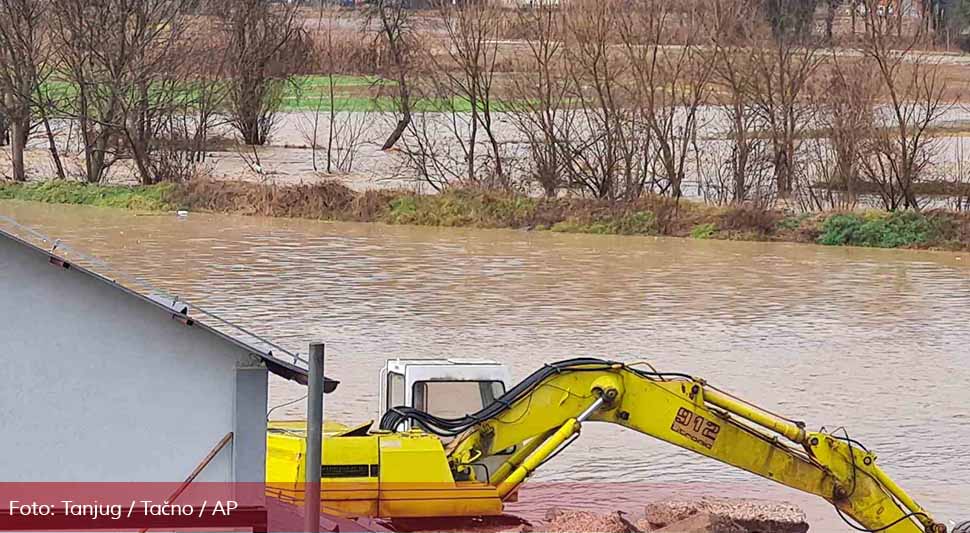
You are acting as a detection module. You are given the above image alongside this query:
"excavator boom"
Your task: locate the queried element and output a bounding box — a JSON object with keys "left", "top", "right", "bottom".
{"left": 381, "top": 358, "right": 945, "bottom": 533}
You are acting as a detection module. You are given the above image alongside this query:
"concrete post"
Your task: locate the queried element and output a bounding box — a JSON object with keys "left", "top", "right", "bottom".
{"left": 304, "top": 343, "right": 325, "bottom": 533}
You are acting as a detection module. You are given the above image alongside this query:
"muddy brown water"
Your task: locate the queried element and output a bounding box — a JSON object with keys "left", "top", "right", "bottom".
{"left": 2, "top": 200, "right": 968, "bottom": 531}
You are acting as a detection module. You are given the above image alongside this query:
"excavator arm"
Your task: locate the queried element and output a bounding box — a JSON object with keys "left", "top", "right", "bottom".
{"left": 380, "top": 358, "right": 946, "bottom": 533}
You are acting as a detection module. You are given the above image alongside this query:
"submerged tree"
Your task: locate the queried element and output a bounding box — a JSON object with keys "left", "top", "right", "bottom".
{"left": 216, "top": 0, "right": 301, "bottom": 146}
{"left": 856, "top": 0, "right": 949, "bottom": 210}
{"left": 619, "top": 0, "right": 717, "bottom": 199}
{"left": 429, "top": 0, "right": 505, "bottom": 185}
{"left": 507, "top": 5, "right": 574, "bottom": 197}
{"left": 51, "top": 0, "right": 194, "bottom": 184}
{"left": 747, "top": 7, "right": 824, "bottom": 198}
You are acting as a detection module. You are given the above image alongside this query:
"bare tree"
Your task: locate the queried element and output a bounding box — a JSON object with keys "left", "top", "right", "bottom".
{"left": 944, "top": 138, "right": 970, "bottom": 212}
{"left": 824, "top": 0, "right": 843, "bottom": 42}
{"left": 396, "top": 111, "right": 466, "bottom": 191}
{"left": 147, "top": 17, "right": 234, "bottom": 182}
{"left": 762, "top": 0, "right": 819, "bottom": 41}
{"left": 0, "top": 0, "right": 49, "bottom": 181}
{"left": 507, "top": 5, "right": 574, "bottom": 197}
{"left": 368, "top": 0, "right": 418, "bottom": 151}
{"left": 51, "top": 0, "right": 195, "bottom": 184}
{"left": 805, "top": 55, "right": 879, "bottom": 210}
{"left": 317, "top": 6, "right": 342, "bottom": 175}
{"left": 298, "top": 6, "right": 369, "bottom": 175}
{"left": 619, "top": 0, "right": 717, "bottom": 199}
{"left": 51, "top": 0, "right": 124, "bottom": 182}
{"left": 560, "top": 0, "right": 640, "bottom": 200}
{"left": 430, "top": 0, "right": 506, "bottom": 185}
{"left": 710, "top": 0, "right": 774, "bottom": 205}
{"left": 856, "top": 0, "right": 950, "bottom": 210}
{"left": 216, "top": 0, "right": 300, "bottom": 146}
{"left": 746, "top": 8, "right": 824, "bottom": 199}
{"left": 175, "top": 22, "right": 231, "bottom": 168}
{"left": 0, "top": 100, "right": 8, "bottom": 148}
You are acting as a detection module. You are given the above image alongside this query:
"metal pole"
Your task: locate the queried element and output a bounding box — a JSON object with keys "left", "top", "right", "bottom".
{"left": 304, "top": 343, "right": 325, "bottom": 533}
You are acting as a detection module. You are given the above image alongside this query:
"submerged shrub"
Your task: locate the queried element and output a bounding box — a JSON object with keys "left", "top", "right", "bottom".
{"left": 818, "top": 211, "right": 937, "bottom": 248}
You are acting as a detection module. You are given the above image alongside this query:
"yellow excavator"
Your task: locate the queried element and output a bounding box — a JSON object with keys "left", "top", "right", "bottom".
{"left": 267, "top": 358, "right": 953, "bottom": 533}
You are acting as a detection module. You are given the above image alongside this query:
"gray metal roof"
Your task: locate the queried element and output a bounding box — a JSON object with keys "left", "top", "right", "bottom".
{"left": 0, "top": 218, "right": 338, "bottom": 393}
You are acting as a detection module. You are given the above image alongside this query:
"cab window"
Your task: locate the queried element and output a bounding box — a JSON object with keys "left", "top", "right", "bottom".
{"left": 387, "top": 372, "right": 405, "bottom": 409}
{"left": 412, "top": 381, "right": 505, "bottom": 418}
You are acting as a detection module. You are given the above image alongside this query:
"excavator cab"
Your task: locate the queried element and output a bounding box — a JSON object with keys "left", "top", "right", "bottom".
{"left": 266, "top": 359, "right": 516, "bottom": 519}
{"left": 378, "top": 358, "right": 512, "bottom": 432}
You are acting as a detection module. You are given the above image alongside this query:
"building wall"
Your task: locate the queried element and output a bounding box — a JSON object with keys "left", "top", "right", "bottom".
{"left": 0, "top": 235, "right": 268, "bottom": 485}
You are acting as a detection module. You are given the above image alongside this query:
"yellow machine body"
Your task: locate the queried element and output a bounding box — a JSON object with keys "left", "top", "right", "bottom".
{"left": 266, "top": 421, "right": 502, "bottom": 518}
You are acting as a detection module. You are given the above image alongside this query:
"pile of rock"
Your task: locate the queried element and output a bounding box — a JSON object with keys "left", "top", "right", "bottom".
{"left": 508, "top": 498, "right": 809, "bottom": 533}
{"left": 640, "top": 498, "right": 809, "bottom": 533}
{"left": 544, "top": 510, "right": 641, "bottom": 533}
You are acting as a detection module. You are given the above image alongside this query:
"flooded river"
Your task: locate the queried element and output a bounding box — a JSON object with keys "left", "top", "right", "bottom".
{"left": 2, "top": 200, "right": 968, "bottom": 531}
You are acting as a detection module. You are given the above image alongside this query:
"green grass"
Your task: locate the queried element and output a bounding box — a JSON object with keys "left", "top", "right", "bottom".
{"left": 690, "top": 223, "right": 718, "bottom": 239}
{"left": 282, "top": 75, "right": 389, "bottom": 112}
{"left": 383, "top": 191, "right": 539, "bottom": 227}
{"left": 778, "top": 213, "right": 810, "bottom": 231}
{"left": 551, "top": 211, "right": 657, "bottom": 236}
{"left": 817, "top": 211, "right": 939, "bottom": 248}
{"left": 40, "top": 75, "right": 393, "bottom": 113}
{"left": 386, "top": 196, "right": 419, "bottom": 223}
{"left": 40, "top": 74, "right": 533, "bottom": 114}
{"left": 281, "top": 94, "right": 530, "bottom": 113}
{"left": 0, "top": 181, "right": 176, "bottom": 211}
{"left": 282, "top": 95, "right": 385, "bottom": 112}
{"left": 294, "top": 75, "right": 390, "bottom": 90}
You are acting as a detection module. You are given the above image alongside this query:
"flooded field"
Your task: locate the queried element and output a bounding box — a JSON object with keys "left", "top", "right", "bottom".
{"left": 11, "top": 107, "right": 970, "bottom": 205}
{"left": 2, "top": 200, "right": 968, "bottom": 531}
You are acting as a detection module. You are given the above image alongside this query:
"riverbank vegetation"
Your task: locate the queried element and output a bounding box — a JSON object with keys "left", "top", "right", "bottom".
{"left": 3, "top": 0, "right": 970, "bottom": 251}
{"left": 0, "top": 181, "right": 176, "bottom": 211}
{"left": 3, "top": 179, "right": 969, "bottom": 251}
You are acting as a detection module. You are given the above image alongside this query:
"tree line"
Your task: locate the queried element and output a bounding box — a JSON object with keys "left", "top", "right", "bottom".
{"left": 0, "top": 0, "right": 963, "bottom": 213}
{"left": 370, "top": 0, "right": 955, "bottom": 211}
{"left": 0, "top": 0, "right": 309, "bottom": 185}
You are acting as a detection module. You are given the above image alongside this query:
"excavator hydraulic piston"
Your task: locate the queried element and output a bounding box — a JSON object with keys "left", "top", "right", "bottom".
{"left": 489, "top": 428, "right": 557, "bottom": 484}
{"left": 702, "top": 386, "right": 807, "bottom": 444}
{"left": 495, "top": 396, "right": 605, "bottom": 499}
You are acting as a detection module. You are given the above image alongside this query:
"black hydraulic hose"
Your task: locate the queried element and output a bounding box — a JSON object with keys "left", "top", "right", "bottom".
{"left": 380, "top": 358, "right": 613, "bottom": 434}
{"left": 832, "top": 435, "right": 871, "bottom": 452}
{"left": 629, "top": 368, "right": 696, "bottom": 381}
{"left": 832, "top": 428, "right": 929, "bottom": 533}
{"left": 378, "top": 357, "right": 695, "bottom": 435}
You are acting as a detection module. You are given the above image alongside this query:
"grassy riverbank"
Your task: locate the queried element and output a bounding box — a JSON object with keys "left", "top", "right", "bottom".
{"left": 2, "top": 180, "right": 969, "bottom": 251}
